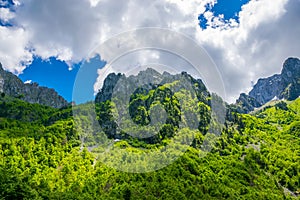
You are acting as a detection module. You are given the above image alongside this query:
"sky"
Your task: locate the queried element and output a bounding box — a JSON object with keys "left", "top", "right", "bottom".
{"left": 0, "top": 0, "right": 299, "bottom": 103}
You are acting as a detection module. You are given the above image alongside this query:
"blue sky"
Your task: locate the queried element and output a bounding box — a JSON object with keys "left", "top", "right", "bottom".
{"left": 19, "top": 57, "right": 80, "bottom": 101}
{"left": 17, "top": 0, "right": 250, "bottom": 102}
{"left": 0, "top": 0, "right": 14, "bottom": 26}
{"left": 0, "top": 0, "right": 299, "bottom": 103}
{"left": 19, "top": 55, "right": 106, "bottom": 103}
{"left": 199, "top": 0, "right": 250, "bottom": 29}
{"left": 0, "top": 0, "right": 14, "bottom": 8}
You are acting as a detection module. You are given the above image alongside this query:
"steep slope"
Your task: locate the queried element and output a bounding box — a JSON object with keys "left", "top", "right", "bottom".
{"left": 0, "top": 62, "right": 68, "bottom": 108}
{"left": 236, "top": 57, "right": 300, "bottom": 113}
{"left": 250, "top": 57, "right": 300, "bottom": 103}
{"left": 94, "top": 68, "right": 211, "bottom": 144}
{"left": 0, "top": 84, "right": 299, "bottom": 199}
{"left": 95, "top": 68, "right": 209, "bottom": 104}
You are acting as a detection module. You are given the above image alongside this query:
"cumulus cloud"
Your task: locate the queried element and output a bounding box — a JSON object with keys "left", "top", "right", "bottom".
{"left": 196, "top": 0, "right": 300, "bottom": 102}
{"left": 0, "top": 26, "right": 32, "bottom": 74}
{"left": 13, "top": 0, "right": 212, "bottom": 61}
{"left": 0, "top": 0, "right": 299, "bottom": 102}
{"left": 24, "top": 79, "right": 32, "bottom": 84}
{"left": 0, "top": 8, "right": 15, "bottom": 22}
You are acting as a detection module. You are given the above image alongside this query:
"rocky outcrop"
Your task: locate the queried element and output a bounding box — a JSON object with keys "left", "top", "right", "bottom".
{"left": 94, "top": 68, "right": 211, "bottom": 142}
{"left": 249, "top": 74, "right": 282, "bottom": 105}
{"left": 95, "top": 68, "right": 210, "bottom": 104}
{"left": 236, "top": 57, "right": 300, "bottom": 113}
{"left": 0, "top": 62, "right": 68, "bottom": 108}
{"left": 0, "top": 73, "right": 4, "bottom": 93}
{"left": 235, "top": 93, "right": 262, "bottom": 113}
{"left": 249, "top": 58, "right": 300, "bottom": 104}
{"left": 95, "top": 72, "right": 123, "bottom": 103}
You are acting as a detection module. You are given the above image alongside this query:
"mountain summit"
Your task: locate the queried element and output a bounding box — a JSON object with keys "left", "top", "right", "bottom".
{"left": 236, "top": 57, "right": 300, "bottom": 113}
{"left": 94, "top": 68, "right": 211, "bottom": 143}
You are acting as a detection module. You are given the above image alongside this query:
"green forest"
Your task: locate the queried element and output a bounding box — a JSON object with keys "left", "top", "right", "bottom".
{"left": 0, "top": 89, "right": 299, "bottom": 199}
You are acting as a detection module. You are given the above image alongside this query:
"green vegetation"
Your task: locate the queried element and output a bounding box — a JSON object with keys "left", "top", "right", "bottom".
{"left": 0, "top": 91, "right": 299, "bottom": 199}
{"left": 95, "top": 81, "right": 211, "bottom": 146}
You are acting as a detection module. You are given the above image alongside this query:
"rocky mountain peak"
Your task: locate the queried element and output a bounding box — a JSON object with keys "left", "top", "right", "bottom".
{"left": 236, "top": 57, "right": 300, "bottom": 113}
{"left": 0, "top": 62, "right": 68, "bottom": 108}
{"left": 95, "top": 68, "right": 210, "bottom": 104}
{"left": 281, "top": 57, "right": 300, "bottom": 80}
{"left": 137, "top": 68, "right": 162, "bottom": 77}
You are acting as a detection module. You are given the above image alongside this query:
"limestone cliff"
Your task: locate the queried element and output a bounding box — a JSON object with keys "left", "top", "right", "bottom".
{"left": 0, "top": 63, "right": 68, "bottom": 108}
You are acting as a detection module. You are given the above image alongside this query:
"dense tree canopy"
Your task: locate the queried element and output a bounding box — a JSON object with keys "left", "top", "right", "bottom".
{"left": 0, "top": 93, "right": 299, "bottom": 199}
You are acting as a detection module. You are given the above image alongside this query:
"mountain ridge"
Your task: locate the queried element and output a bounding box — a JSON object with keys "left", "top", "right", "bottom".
{"left": 235, "top": 57, "right": 300, "bottom": 113}
{"left": 94, "top": 68, "right": 211, "bottom": 144}
{"left": 1, "top": 56, "right": 299, "bottom": 112}
{"left": 95, "top": 68, "right": 210, "bottom": 105}
{"left": 0, "top": 63, "right": 299, "bottom": 199}
{"left": 0, "top": 62, "right": 68, "bottom": 108}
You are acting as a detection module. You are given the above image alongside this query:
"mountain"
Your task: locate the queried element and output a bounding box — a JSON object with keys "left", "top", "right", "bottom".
{"left": 95, "top": 68, "right": 210, "bottom": 104}
{"left": 0, "top": 62, "right": 68, "bottom": 108}
{"left": 235, "top": 57, "right": 300, "bottom": 113}
{"left": 0, "top": 67, "right": 299, "bottom": 199}
{"left": 94, "top": 68, "right": 211, "bottom": 144}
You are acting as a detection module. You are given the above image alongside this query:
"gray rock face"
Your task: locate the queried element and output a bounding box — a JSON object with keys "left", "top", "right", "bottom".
{"left": 0, "top": 74, "right": 4, "bottom": 93}
{"left": 249, "top": 74, "right": 283, "bottom": 105}
{"left": 249, "top": 57, "right": 300, "bottom": 103}
{"left": 281, "top": 57, "right": 300, "bottom": 82}
{"left": 235, "top": 93, "right": 262, "bottom": 113}
{"left": 0, "top": 62, "right": 68, "bottom": 108}
{"left": 95, "top": 68, "right": 210, "bottom": 104}
{"left": 236, "top": 57, "right": 300, "bottom": 113}
{"left": 95, "top": 72, "right": 123, "bottom": 103}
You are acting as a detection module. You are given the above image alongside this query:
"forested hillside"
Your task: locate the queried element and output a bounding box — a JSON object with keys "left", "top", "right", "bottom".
{"left": 0, "top": 86, "right": 299, "bottom": 199}
{"left": 0, "top": 0, "right": 299, "bottom": 198}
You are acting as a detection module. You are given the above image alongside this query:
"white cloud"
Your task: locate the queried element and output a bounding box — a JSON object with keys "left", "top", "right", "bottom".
{"left": 89, "top": 0, "right": 101, "bottom": 7}
{"left": 12, "top": 0, "right": 21, "bottom": 6}
{"left": 0, "top": 0, "right": 299, "bottom": 102}
{"left": 0, "top": 8, "right": 15, "bottom": 22}
{"left": 0, "top": 0, "right": 9, "bottom": 7}
{"left": 24, "top": 79, "right": 32, "bottom": 84}
{"left": 195, "top": 0, "right": 299, "bottom": 102}
{"left": 0, "top": 26, "right": 32, "bottom": 74}
{"left": 12, "top": 0, "right": 215, "bottom": 65}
